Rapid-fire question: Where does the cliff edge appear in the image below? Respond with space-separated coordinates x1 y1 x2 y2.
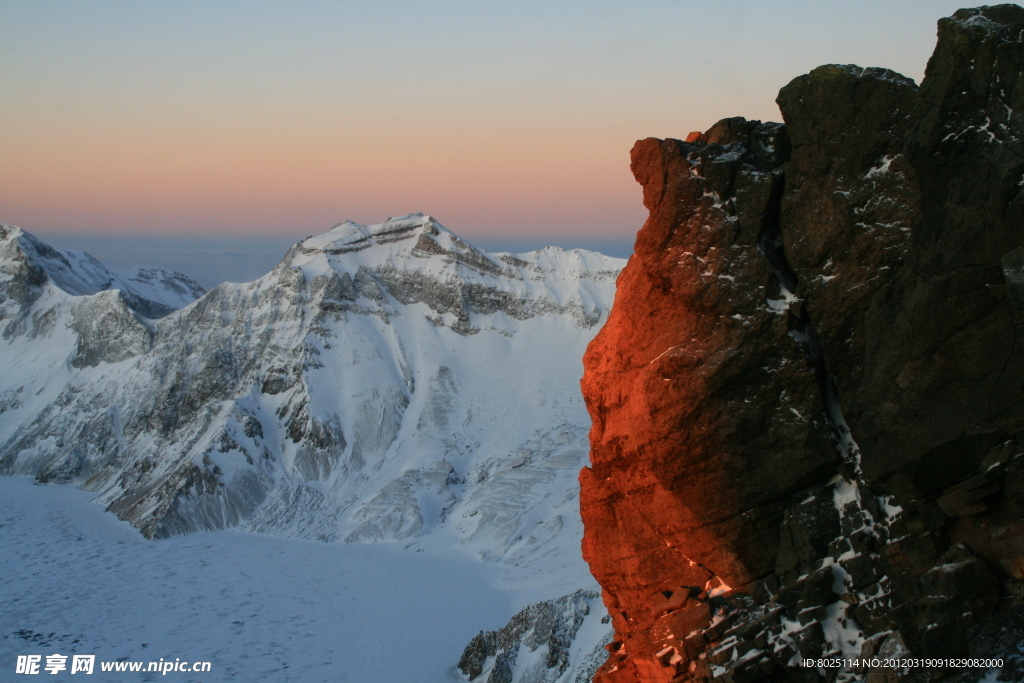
580 6 1024 681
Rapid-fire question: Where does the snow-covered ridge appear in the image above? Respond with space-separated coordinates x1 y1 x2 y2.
0 224 205 319
283 213 620 335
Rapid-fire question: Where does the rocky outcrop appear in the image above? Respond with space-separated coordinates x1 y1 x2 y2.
580 6 1024 682
458 590 612 683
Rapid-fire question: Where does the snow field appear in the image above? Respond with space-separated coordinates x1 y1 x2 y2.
0 477 516 683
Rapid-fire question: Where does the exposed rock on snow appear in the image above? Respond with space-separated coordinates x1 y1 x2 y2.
581 5 1024 682
459 589 612 683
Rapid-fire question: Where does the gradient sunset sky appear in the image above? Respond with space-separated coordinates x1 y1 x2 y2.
1 1 972 281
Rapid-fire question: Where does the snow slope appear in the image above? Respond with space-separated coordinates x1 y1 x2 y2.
0 476 513 683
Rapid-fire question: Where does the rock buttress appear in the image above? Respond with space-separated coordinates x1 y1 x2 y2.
581 6 1024 682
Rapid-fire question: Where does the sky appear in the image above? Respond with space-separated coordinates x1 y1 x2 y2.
1 1 973 285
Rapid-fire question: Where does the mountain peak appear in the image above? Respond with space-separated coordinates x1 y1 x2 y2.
0 223 205 318
302 213 444 254
294 213 517 282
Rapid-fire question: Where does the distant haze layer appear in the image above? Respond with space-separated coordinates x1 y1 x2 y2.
3 0 970 256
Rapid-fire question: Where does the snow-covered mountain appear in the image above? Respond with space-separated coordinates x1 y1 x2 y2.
0 214 622 680
0 225 205 320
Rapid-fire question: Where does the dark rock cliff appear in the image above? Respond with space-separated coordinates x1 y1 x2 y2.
580 6 1024 682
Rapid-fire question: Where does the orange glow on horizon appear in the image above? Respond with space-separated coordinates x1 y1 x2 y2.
1 109 652 239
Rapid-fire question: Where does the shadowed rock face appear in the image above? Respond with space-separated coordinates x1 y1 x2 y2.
581 6 1024 682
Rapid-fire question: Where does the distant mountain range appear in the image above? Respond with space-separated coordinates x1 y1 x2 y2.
0 214 624 682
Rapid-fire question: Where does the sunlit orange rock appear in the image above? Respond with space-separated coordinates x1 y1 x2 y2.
580 122 836 681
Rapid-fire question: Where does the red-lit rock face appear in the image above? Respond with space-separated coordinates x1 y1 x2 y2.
581 124 836 681
581 6 1024 682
